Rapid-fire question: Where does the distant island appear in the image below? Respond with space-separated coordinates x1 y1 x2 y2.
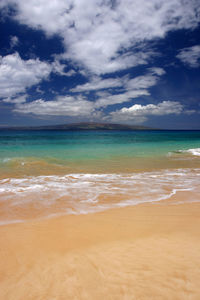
0 122 157 131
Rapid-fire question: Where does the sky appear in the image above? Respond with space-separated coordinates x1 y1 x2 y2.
0 0 200 129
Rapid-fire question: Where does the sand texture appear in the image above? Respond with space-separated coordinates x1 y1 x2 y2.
0 202 200 299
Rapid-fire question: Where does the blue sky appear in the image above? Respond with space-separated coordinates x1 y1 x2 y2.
0 0 200 129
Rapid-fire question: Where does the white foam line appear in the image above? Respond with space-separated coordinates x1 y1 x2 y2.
171 148 200 157
0 219 23 226
0 168 200 225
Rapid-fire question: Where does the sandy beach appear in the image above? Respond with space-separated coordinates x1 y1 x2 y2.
1 0 200 298
1 200 200 300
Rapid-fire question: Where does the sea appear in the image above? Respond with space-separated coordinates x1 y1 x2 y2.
0 129 200 225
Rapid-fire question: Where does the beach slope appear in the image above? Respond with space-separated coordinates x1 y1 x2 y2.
1 202 200 299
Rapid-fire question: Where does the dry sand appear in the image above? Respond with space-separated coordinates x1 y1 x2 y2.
1 201 200 299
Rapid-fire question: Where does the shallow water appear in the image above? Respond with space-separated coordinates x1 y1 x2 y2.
0 130 200 224
0 130 200 161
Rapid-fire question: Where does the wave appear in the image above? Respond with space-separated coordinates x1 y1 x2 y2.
0 168 200 225
182 148 200 156
171 148 200 157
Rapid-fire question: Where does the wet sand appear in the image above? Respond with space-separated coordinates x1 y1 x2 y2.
1 202 200 299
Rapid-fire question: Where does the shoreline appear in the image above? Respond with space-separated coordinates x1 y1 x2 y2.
0 168 199 225
1 201 200 299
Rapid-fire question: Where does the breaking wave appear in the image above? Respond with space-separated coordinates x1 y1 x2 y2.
172 148 200 156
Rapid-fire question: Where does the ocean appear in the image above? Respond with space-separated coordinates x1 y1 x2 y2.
0 130 200 224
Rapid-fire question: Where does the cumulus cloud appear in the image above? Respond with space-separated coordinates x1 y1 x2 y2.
109 101 194 123
14 95 96 117
1 0 200 74
120 101 183 115
177 45 200 68
0 53 52 99
0 53 77 102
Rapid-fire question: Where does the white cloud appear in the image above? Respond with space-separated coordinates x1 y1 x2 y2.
0 53 52 99
1 0 200 74
177 45 200 68
95 90 150 108
72 67 165 94
71 76 127 92
120 101 183 115
149 67 166 76
95 68 165 107
14 95 96 117
0 53 77 101
10 36 19 48
125 73 161 91
3 95 26 104
52 60 76 77
1 1 199 122
109 101 192 123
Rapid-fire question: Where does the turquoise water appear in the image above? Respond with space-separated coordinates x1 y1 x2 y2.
0 130 200 223
0 129 200 176
0 130 200 162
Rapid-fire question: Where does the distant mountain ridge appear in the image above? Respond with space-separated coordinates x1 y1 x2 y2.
1 122 157 131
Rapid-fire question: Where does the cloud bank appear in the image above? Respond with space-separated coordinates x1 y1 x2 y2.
14 95 96 118
109 101 194 123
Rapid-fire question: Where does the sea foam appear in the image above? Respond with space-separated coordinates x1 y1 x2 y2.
0 168 200 224
185 148 200 156
175 148 200 156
